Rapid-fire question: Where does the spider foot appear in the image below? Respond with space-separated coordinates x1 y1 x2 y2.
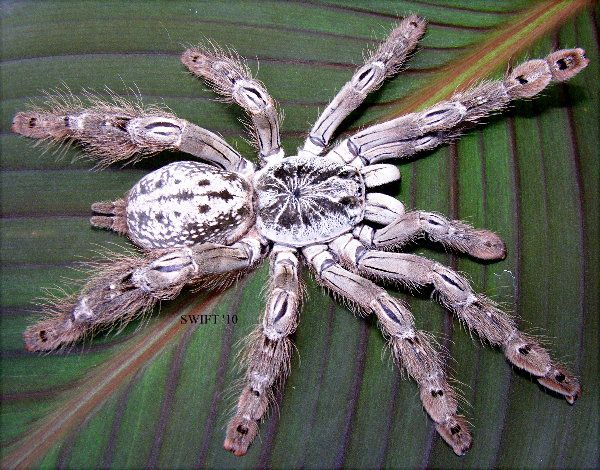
435 415 472 456
23 316 81 352
538 364 581 405
223 417 258 457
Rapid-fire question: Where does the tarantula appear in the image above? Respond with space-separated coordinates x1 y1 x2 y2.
12 15 587 457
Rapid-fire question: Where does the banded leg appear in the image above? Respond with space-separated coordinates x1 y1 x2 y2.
24 233 267 352
225 247 301 456
354 211 506 260
303 15 426 156
12 101 254 174
181 45 283 163
333 238 581 404
328 49 588 165
303 245 471 455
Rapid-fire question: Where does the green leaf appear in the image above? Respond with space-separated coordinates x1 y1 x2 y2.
1 1 598 468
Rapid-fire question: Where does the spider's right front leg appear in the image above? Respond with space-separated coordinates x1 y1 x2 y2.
24 234 266 351
354 209 506 261
225 246 301 456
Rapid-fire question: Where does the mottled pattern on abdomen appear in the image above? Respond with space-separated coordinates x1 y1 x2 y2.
254 156 365 246
126 161 253 249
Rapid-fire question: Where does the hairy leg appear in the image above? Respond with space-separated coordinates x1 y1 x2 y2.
24 232 267 351
302 15 426 156
332 236 581 403
354 210 506 260
181 44 283 163
328 49 588 165
12 97 254 175
225 246 301 456
303 245 472 455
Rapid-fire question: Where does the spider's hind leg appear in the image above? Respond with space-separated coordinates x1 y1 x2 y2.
25 234 267 352
335 238 581 404
224 246 301 456
90 198 128 235
303 245 472 455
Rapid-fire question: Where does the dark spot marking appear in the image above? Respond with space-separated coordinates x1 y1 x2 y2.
292 188 301 199
518 344 531 355
425 108 450 118
113 117 130 131
556 372 566 382
440 273 464 290
176 190 195 200
427 218 442 226
379 300 401 324
39 330 47 342
339 196 357 206
154 212 165 222
29 117 37 127
236 425 248 435
174 211 181 217
251 388 260 397
347 139 360 156
273 297 288 323
198 204 211 214
155 179 164 188
197 179 210 186
516 75 528 84
450 424 461 435
358 67 373 82
206 189 234 202
410 21 418 27
556 58 568 70
431 389 444 397
155 262 190 273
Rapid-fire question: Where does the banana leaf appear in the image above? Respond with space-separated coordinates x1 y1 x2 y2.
1 1 598 468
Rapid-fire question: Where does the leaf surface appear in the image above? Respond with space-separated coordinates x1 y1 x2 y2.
1 1 598 468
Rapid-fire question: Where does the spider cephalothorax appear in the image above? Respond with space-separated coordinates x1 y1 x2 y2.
12 15 587 457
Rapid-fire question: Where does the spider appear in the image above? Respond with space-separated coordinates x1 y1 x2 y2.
11 15 588 457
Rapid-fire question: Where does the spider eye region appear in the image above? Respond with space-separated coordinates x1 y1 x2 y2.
254 156 366 246
126 161 254 249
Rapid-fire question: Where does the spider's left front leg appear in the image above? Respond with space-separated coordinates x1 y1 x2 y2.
181 46 283 164
302 15 426 156
224 246 301 456
331 235 581 404
303 245 472 455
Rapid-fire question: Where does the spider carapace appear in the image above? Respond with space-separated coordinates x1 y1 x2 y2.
12 15 587 457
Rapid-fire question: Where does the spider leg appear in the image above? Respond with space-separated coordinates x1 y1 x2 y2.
302 245 472 455
327 49 588 165
302 15 426 156
331 235 581 404
24 232 267 352
181 45 283 164
89 198 128 235
224 246 300 456
354 211 506 260
12 103 254 174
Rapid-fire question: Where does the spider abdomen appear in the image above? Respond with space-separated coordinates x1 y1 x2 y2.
126 161 254 249
254 156 365 246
